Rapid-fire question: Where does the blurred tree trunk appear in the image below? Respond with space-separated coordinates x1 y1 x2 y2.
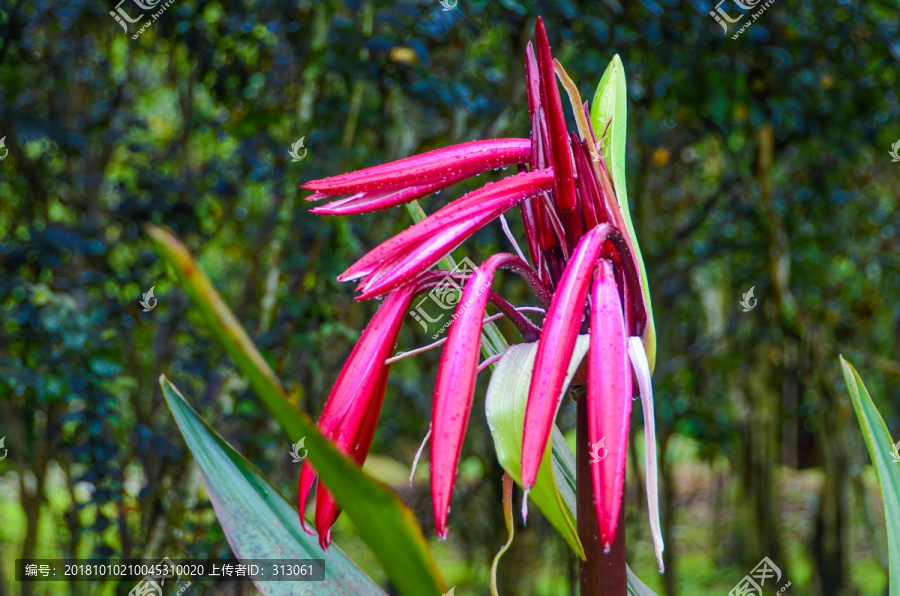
810 377 853 595
737 349 785 565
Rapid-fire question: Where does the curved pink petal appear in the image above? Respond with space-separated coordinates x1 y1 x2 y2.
302 139 530 194
297 286 413 534
314 484 339 549
587 259 632 551
297 461 318 535
345 172 555 298
430 253 532 538
311 285 414 435
338 170 554 283
521 223 613 489
314 366 390 548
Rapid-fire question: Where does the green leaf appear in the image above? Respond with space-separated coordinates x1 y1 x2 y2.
589 55 657 372
840 356 900 595
146 224 446 596
626 565 659 596
484 337 589 559
160 376 385 596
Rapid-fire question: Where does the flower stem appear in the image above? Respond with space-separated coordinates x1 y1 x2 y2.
576 391 626 595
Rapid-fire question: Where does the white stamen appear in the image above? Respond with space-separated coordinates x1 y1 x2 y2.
628 336 665 573
477 354 504 373
409 425 432 486
500 214 528 263
386 337 448 364
385 313 508 365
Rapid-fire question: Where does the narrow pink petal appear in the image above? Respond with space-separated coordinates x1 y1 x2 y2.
314 484 339 549
302 139 530 194
535 18 578 217
299 289 409 540
431 253 530 538
342 171 555 293
310 167 478 216
297 461 318 535
355 223 474 299
521 223 613 489
313 366 389 548
309 286 414 447
338 170 553 283
587 259 632 551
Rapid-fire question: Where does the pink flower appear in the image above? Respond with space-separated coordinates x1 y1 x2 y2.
300 16 663 571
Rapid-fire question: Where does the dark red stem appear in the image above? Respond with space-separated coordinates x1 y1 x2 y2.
576 392 626 595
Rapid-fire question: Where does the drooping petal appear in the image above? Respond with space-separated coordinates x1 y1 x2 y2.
297 461 318 534
298 287 413 533
627 336 665 572
314 366 390 548
302 139 530 195
311 286 415 433
587 259 632 551
431 253 533 538
521 223 613 489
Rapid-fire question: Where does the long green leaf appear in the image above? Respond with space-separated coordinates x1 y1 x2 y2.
840 356 900 595
161 376 384 596
146 224 445 596
484 337 589 559
589 55 657 371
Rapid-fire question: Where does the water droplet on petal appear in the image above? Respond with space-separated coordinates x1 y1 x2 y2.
603 543 611 554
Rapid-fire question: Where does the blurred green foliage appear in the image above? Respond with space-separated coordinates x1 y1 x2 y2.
1 0 899 594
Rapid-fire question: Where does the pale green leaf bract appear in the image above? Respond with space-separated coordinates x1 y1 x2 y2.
589 55 657 371
484 337 589 559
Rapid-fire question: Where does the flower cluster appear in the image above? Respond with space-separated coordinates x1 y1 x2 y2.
299 17 663 571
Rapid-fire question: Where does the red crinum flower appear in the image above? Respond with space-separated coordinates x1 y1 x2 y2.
299 17 664 571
